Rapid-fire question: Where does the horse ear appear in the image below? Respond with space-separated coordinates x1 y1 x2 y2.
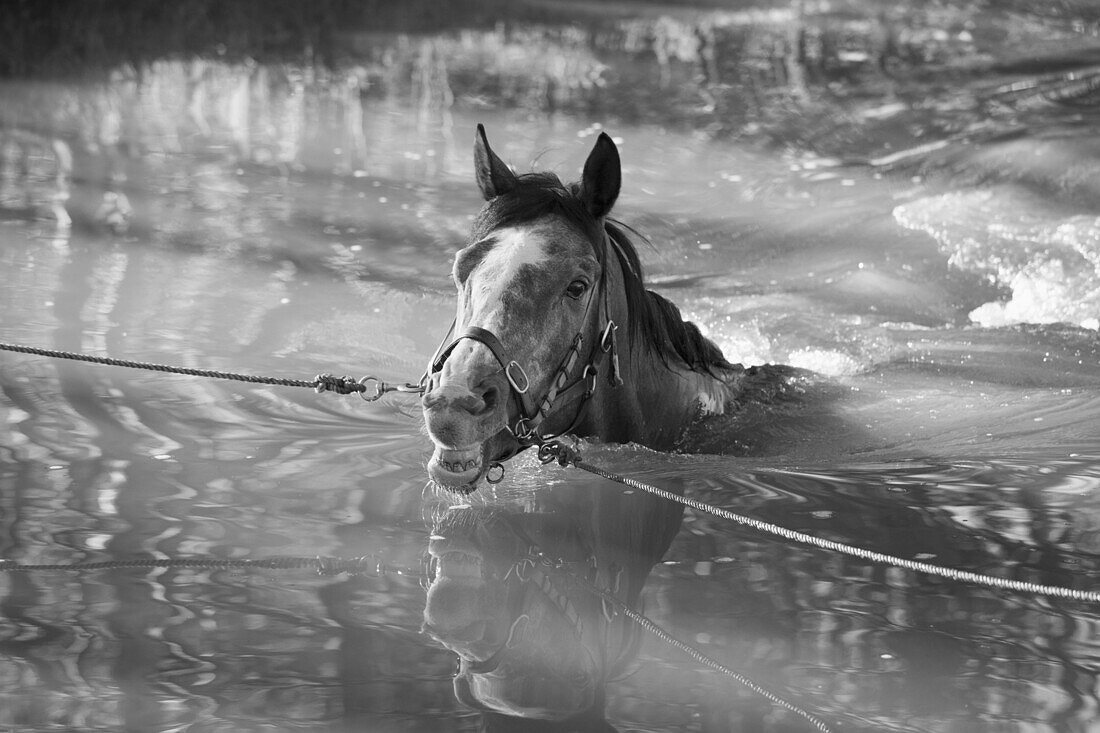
474 124 517 200
579 132 621 218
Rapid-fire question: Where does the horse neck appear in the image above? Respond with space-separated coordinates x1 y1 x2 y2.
623 346 736 448
582 258 736 451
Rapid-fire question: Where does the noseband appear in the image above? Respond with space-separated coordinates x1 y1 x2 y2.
426 233 623 469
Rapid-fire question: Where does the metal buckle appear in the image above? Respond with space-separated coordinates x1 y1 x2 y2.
505 360 530 394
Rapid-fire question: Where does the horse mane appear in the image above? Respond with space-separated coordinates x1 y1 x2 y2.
472 173 734 376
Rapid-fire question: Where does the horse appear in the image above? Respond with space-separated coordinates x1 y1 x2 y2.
422 458 684 731
418 125 814 729
421 124 807 494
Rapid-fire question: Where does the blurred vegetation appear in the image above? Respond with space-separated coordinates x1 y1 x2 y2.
0 0 537 77
4 0 1100 82
3 0 1100 178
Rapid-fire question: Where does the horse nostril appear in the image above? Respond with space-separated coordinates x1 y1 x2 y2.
422 383 486 415
478 382 501 413
422 389 443 410
453 393 487 415
422 375 501 417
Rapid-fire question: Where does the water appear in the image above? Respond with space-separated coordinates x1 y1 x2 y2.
2 2 1100 731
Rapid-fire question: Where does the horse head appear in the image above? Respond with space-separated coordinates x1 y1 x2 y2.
421 477 684 729
421 125 625 493
422 125 744 494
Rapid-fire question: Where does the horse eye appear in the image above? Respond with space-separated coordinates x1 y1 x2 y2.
565 280 588 299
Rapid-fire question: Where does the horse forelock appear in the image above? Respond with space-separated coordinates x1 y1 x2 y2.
472 172 604 255
471 173 732 377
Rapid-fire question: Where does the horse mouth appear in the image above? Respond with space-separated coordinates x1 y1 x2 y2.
427 431 520 492
427 445 488 492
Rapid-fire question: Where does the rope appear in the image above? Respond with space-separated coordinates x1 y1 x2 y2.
620 602 832 732
535 442 1100 604
0 342 381 396
534 556 833 733
0 555 407 576
573 458 1100 604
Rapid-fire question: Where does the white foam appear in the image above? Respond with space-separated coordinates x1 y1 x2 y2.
894 190 1100 328
787 348 862 377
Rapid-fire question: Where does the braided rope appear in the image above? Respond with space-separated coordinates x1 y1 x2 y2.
620 603 832 732
564 458 1100 604
0 342 365 395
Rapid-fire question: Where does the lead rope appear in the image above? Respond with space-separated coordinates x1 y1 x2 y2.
612 596 832 733
537 442 1100 605
0 342 424 400
7 342 1097 602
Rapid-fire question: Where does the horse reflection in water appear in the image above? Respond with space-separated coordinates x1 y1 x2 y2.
423 479 683 732
420 127 808 728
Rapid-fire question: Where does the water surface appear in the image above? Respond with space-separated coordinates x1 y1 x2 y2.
2 2 1100 731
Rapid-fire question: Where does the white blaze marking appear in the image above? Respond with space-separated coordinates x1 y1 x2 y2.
473 227 549 303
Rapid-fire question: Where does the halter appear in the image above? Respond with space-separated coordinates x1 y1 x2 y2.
425 231 624 467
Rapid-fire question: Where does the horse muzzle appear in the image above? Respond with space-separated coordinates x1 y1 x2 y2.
422 339 521 492
422 389 517 492
421 316 613 492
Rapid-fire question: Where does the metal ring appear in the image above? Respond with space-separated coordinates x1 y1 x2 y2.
582 365 598 395
512 418 534 441
486 462 505 483
357 376 385 402
537 442 557 464
513 557 536 582
600 321 618 352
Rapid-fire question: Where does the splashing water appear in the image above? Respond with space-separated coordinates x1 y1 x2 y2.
895 189 1100 329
